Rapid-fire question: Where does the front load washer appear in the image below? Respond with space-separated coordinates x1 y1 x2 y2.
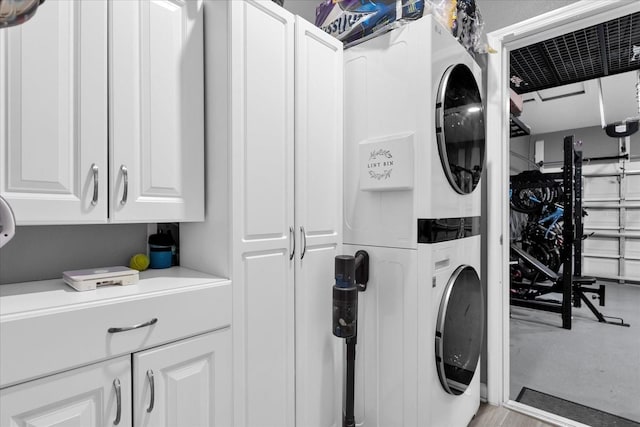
344 230 483 427
344 14 485 249
418 233 483 427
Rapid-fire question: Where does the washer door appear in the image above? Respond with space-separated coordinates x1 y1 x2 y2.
435 64 485 194
435 265 484 395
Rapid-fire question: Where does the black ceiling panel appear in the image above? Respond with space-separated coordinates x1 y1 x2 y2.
604 12 640 74
510 11 640 95
510 45 558 92
541 26 603 82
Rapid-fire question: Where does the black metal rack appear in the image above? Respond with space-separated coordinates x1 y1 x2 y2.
510 135 629 329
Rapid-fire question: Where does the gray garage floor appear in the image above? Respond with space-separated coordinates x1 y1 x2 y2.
509 282 640 423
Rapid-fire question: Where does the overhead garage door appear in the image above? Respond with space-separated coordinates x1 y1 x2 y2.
582 162 640 282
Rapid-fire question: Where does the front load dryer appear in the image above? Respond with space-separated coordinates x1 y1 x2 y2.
344 14 486 249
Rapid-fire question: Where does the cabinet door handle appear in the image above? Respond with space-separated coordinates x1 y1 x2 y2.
91 163 99 206
289 226 295 260
113 378 122 425
108 318 158 333
146 369 155 413
120 165 128 205
300 226 307 260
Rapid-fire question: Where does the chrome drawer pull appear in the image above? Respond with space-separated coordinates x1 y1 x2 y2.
120 165 128 205
300 226 307 260
146 369 155 413
289 226 295 260
113 378 122 425
91 163 99 206
108 318 158 333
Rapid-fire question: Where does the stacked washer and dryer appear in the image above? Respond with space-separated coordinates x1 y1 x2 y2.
343 15 486 427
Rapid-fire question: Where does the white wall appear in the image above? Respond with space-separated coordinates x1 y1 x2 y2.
478 0 579 32
510 135 535 174
536 125 640 166
0 224 148 284
283 0 318 24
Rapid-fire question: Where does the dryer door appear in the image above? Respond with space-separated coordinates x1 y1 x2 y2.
435 64 485 194
435 265 483 395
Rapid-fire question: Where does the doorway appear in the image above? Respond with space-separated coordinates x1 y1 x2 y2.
485 1 640 425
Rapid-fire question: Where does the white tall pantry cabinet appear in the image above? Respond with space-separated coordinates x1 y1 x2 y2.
293 16 344 427
181 1 344 426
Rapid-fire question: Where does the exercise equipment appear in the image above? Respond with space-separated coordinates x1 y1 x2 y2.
510 135 629 328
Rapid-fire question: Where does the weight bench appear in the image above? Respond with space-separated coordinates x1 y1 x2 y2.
510 244 559 282
511 244 629 327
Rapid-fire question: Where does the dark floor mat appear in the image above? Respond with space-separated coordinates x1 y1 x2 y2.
516 387 640 426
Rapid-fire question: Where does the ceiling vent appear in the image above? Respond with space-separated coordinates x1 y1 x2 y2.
510 11 640 95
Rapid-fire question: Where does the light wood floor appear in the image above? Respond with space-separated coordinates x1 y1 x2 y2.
468 403 556 427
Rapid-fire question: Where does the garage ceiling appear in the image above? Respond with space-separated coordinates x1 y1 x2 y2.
516 72 638 135
509 11 640 136
510 11 640 94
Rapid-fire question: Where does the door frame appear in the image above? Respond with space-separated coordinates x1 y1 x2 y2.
484 0 640 424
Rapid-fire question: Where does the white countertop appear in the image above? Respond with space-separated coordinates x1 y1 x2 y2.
0 267 229 319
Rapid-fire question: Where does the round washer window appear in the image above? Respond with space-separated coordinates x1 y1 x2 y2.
434 265 484 395
436 64 485 194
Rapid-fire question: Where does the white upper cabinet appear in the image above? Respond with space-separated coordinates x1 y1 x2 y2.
110 0 204 223
0 0 204 225
0 0 108 224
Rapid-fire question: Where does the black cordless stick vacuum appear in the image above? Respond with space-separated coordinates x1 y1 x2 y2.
333 251 369 427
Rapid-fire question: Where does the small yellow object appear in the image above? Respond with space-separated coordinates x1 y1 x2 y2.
129 253 150 271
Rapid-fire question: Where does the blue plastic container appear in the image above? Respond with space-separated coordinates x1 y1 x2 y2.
149 244 172 269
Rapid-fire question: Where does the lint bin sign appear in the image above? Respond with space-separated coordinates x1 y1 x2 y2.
359 133 414 191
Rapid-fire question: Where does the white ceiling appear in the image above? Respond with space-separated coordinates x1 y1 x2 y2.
517 70 638 135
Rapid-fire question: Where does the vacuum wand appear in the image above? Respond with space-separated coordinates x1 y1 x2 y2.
333 251 369 427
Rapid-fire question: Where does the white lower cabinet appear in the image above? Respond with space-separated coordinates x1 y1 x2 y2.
0 269 232 427
0 356 133 427
0 329 231 427
133 329 232 427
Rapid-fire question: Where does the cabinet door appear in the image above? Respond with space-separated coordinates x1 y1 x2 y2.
294 17 344 427
0 356 131 427
110 0 204 223
0 0 108 225
230 2 295 427
132 329 232 427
